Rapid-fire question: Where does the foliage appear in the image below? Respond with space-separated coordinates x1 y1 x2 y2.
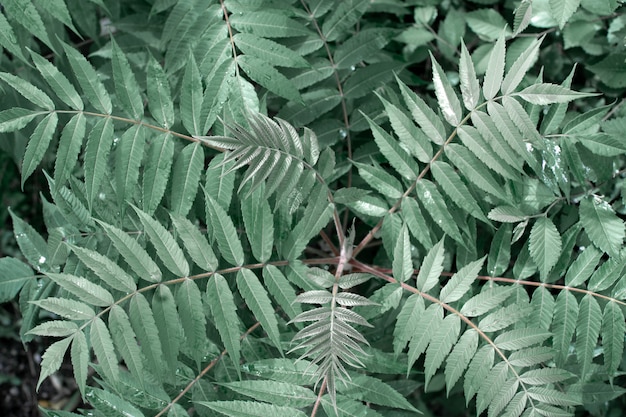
1 0 626 416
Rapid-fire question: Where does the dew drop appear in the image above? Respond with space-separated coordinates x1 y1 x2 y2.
38 256 46 264
339 129 347 139
98 192 106 200
526 143 534 152
350 65 356 71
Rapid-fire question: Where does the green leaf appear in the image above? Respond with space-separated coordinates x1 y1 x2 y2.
37 337 72 389
416 239 445 293
602 301 625 376
482 31 505 101
234 33 308 68
229 12 311 38
111 38 143 119
206 274 241 372
527 387 582 406
464 345 494 402
321 0 370 42
366 116 418 181
430 52 462 125
501 36 543 95
513 0 532 36
3 0 54 52
494 328 552 350
147 55 174 128
29 50 83 110
219 380 315 408
578 133 626 157
71 330 88 397
393 293 425 356
115 125 145 208
263 265 302 322
90 316 119 382
456 125 518 181
576 293 602 379
129 293 165 381
0 257 33 303
407 303 443 370
488 224 512 276
21 112 58 188
470 111 524 175
197 400 307 417
175 278 208 363
579 196 624 257
424 314 460 388
392 224 412 283
460 285 513 317
516 83 598 105
152 284 182 372
98 221 162 283
440 257 485 303
353 161 403 199
84 117 114 210
529 217 562 279
550 0 581 29
34 0 79 35
445 329 478 395
334 28 395 69
475 362 509 415
181 53 203 135
341 374 418 412
109 305 145 383
459 40 480 110
170 142 204 217
241 184 274 263
205 193 244 267
431 161 488 223
62 41 111 114
88 387 147 417
10 208 48 271
54 113 86 189
0 12 27 63
465 9 511 41
142 134 174 215
46 272 113 307
132 205 189 277
378 95 432 163
416 180 464 244
237 55 301 102
0 108 43 133
70 246 136 293
27 320 78 337
565 246 602 287
170 214 217 272
33 297 95 320
397 75 446 145
237 269 282 353
445 144 508 201
552 290 579 366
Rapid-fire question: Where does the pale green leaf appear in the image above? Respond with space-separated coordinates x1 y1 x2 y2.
0 72 53 111
37 337 72 389
488 206 528 223
27 320 78 337
578 133 626 156
416 239 445 293
321 0 370 42
170 214 218 272
21 112 58 188
487 101 536 171
402 197 434 249
588 255 624 293
341 374 418 412
70 246 136 293
441 256 485 303
115 125 145 208
519 368 575 385
205 153 236 211
206 274 241 372
334 28 395 69
444 329 478 395
33 297 95 320
237 269 282 352
565 246 602 287
88 387 147 417
527 387 582 406
98 221 162 283
459 40 480 110
344 62 405 100
142 133 174 215
540 66 575 134
353 161 403 199
424 314 460 388
147 55 175 128
488 224 512 276
229 12 311 38
152 284 182 372
205 193 244 266
181 53 203 135
129 293 165 381
219 380 315 408
579 196 625 257
460 285 513 317
550 0 581 29
430 52 462 125
29 50 83 110
0 108 43 133
530 286 555 330
516 83 598 105
0 257 32 303
466 9 511 41
431 161 489 223
470 111 524 175
197 400 307 417
501 36 543 95
175 278 208 363
54 114 86 189
415 180 464 244
494 328 552 350
10 208 48 271
393 224 412 283
132 205 190 277
508 346 554 367
529 217 562 279
407 303 443 370
576 293 602 379
62 41 112 114
513 0 533 37
241 184 274 263
34 0 79 35
109 305 145 383
90 316 119 382
0 12 27 63
84 117 114 210
263 265 302 322
234 33 308 68
553 290 579 366
483 32 506 101
397 75 446 145
456 125 519 181
71 330 88 397
46 272 113 307
238 55 301 102
170 142 204 217
3 0 53 51
476 362 509 415
464 345 494 402
111 38 143 119
393 293 425 356
602 301 624 376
